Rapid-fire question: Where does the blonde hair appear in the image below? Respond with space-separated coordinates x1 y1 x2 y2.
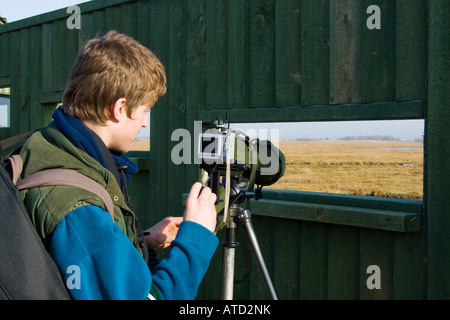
62 31 166 123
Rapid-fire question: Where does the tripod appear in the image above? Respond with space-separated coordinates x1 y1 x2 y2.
201 159 278 300
220 203 279 300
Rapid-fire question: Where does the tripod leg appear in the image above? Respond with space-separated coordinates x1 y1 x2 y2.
221 213 239 300
240 209 279 300
221 246 235 300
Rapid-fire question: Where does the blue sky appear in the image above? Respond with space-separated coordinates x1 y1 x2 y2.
1 0 92 23
1 1 424 140
231 120 424 140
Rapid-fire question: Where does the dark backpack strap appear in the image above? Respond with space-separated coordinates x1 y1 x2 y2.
16 168 115 220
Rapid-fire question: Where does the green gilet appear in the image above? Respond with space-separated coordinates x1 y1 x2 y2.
18 123 139 251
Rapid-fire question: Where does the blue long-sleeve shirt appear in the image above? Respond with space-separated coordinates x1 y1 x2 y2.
49 205 218 300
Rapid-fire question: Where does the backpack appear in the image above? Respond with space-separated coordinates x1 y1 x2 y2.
0 131 114 300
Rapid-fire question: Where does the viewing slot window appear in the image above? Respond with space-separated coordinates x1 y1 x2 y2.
130 110 150 152
0 87 10 130
230 120 424 200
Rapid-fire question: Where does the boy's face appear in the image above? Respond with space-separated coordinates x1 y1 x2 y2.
110 103 151 153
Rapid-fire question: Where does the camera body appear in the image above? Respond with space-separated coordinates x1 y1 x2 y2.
196 117 285 232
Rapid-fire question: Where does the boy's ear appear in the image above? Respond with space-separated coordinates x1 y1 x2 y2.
111 98 128 122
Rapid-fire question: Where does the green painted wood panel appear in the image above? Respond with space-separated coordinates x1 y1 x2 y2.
227 0 250 110
250 0 275 108
206 0 228 110
147 0 171 228
361 0 396 104
275 0 302 107
0 33 11 78
166 0 188 218
425 0 450 299
395 0 427 102
300 0 329 107
329 0 362 105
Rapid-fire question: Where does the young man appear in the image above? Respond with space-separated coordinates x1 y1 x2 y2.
18 31 218 299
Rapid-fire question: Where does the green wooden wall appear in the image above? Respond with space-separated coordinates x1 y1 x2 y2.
0 0 448 299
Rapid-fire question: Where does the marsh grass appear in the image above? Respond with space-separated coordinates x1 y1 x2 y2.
268 140 423 200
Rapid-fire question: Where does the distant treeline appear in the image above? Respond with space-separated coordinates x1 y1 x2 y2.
341 135 399 141
295 135 423 142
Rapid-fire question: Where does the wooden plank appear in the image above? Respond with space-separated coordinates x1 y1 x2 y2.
329 0 362 105
251 199 421 233
90 8 107 37
105 5 122 33
166 0 187 219
262 189 423 214
127 170 150 228
136 0 151 48
0 35 4 78
53 20 63 93
9 31 20 136
425 0 450 299
120 2 137 38
273 217 301 299
227 0 250 110
361 0 395 103
392 233 426 299
185 0 206 187
359 229 393 299
275 0 302 107
205 0 228 110
300 0 329 107
327 225 359 299
299 221 328 299
77 9 93 45
197 100 425 123
250 0 275 107
56 19 78 93
41 23 53 95
147 0 170 226
19 28 31 133
0 33 11 77
185 1 224 300
395 0 427 102
29 26 43 129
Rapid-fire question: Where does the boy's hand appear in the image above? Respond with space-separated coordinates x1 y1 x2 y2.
144 217 183 250
183 182 218 233
144 183 217 250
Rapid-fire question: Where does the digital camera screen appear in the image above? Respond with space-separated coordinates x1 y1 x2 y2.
198 133 224 161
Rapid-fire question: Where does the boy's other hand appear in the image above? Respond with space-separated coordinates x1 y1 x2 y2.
144 217 183 250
